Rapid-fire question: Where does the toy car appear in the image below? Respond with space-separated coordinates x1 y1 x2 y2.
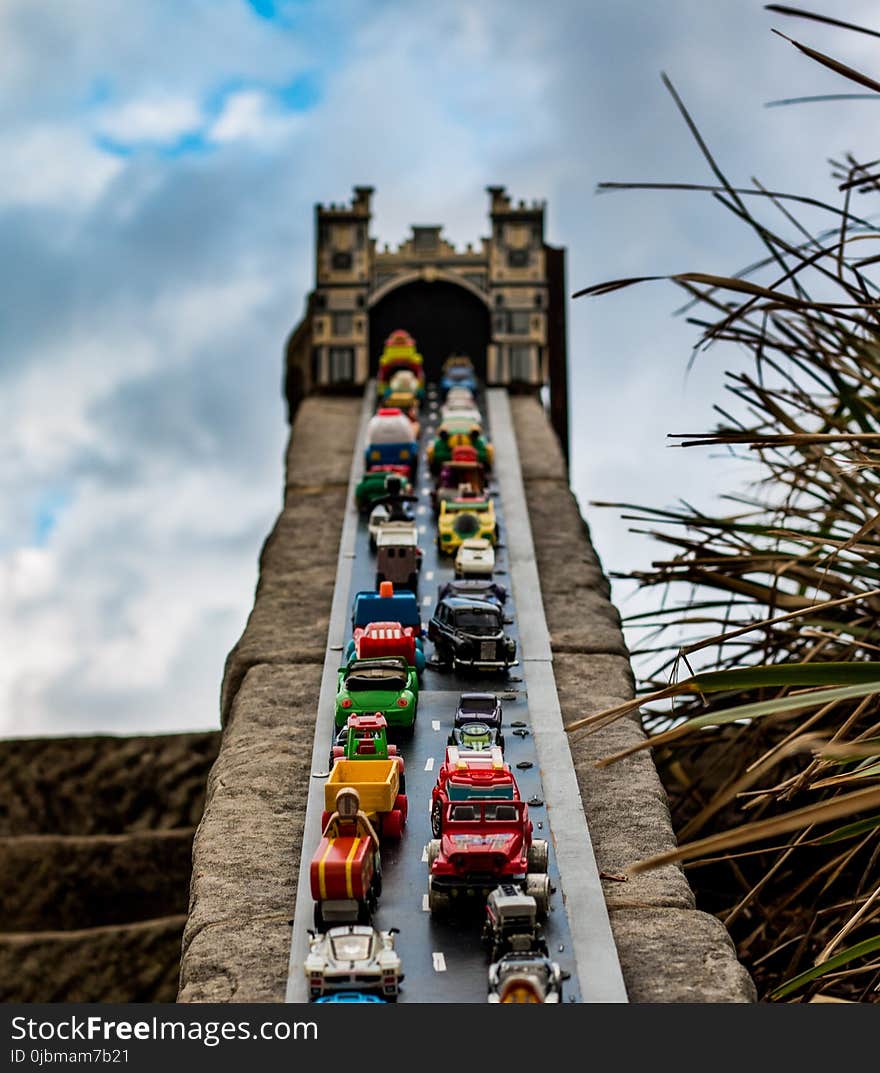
431 447 487 514
376 330 425 400
314 992 387 1003
454 538 496 578
355 466 412 514
323 754 407 839
487 952 563 1003
438 578 508 606
449 693 504 747
344 618 425 675
304 923 403 1001
375 530 422 593
448 718 504 754
350 583 426 663
368 506 418 551
430 744 517 836
427 596 516 672
428 422 493 474
426 798 550 917
437 497 497 554
482 883 549 962
335 655 418 731
364 408 418 474
310 787 382 930
440 354 478 398
330 713 405 793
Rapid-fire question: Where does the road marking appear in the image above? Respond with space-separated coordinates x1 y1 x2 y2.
422 894 430 912
425 570 434 581
421 845 428 862
422 595 431 606
418 525 426 535
432 952 447 973
424 757 434 771
431 719 440 731
417 505 427 515
421 487 431 496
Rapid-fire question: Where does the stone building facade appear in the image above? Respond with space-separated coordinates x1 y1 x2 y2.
285 185 569 456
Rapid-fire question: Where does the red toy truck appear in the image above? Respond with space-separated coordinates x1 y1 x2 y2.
430 745 518 837
310 787 382 930
426 798 549 919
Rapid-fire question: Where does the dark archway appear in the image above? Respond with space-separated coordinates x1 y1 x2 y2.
369 280 490 383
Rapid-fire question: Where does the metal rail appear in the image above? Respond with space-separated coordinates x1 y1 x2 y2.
286 382 626 1003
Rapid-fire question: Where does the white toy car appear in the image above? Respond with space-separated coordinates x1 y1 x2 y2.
454 537 495 578
368 506 418 550
304 924 403 1001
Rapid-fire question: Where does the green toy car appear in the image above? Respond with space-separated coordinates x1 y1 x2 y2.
354 466 412 514
335 656 419 732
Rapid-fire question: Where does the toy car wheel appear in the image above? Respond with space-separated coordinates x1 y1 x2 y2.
430 800 443 838
428 880 451 918
524 873 551 919
393 793 408 822
497 733 505 753
357 899 373 925
397 769 406 795
383 808 404 839
313 904 325 932
426 839 441 869
527 839 549 875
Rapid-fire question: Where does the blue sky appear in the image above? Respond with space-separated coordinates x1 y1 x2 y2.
2 0 879 735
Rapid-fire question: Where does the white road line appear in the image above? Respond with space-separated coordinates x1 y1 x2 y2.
431 719 440 731
422 595 431 606
424 757 434 771
421 845 428 863
418 525 426 535
417 505 427 515
425 570 434 581
422 894 430 912
432 952 447 973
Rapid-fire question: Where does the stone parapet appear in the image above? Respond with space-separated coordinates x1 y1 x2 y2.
178 392 756 1003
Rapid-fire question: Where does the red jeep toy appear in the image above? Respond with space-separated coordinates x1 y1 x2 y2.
430 745 518 837
426 798 550 919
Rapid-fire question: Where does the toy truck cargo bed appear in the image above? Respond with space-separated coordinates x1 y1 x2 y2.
325 759 400 815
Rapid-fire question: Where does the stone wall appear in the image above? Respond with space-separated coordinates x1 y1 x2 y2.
178 393 756 1003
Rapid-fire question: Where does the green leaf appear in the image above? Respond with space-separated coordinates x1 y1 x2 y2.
816 814 880 845
769 935 880 1000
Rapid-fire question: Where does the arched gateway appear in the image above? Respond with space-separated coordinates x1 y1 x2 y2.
285 186 569 459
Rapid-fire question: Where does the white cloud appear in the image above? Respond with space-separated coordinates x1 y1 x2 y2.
0 124 123 209
95 94 204 145
207 88 304 145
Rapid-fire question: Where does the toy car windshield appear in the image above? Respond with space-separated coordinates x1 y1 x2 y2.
345 669 408 692
454 608 501 632
485 803 518 821
329 933 374 961
458 721 493 746
460 695 499 715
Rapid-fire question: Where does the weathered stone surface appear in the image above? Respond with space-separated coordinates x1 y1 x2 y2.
0 733 219 837
609 907 758 1002
508 396 568 481
285 395 362 492
180 663 320 1003
0 830 195 932
0 916 185 1003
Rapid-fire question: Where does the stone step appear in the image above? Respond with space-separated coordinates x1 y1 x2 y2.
0 732 219 836
0 829 195 931
0 916 186 1002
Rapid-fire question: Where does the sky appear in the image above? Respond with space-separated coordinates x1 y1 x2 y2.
2 0 879 737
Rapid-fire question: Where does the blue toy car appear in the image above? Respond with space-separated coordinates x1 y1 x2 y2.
314 991 387 1003
348 584 426 673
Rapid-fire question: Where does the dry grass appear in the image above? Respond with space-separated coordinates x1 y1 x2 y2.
574 5 880 1001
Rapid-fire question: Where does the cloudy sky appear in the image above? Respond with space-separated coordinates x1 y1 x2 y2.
3 0 879 736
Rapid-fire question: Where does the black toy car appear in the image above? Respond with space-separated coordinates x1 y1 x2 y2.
437 578 508 607
448 692 504 751
427 597 517 673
